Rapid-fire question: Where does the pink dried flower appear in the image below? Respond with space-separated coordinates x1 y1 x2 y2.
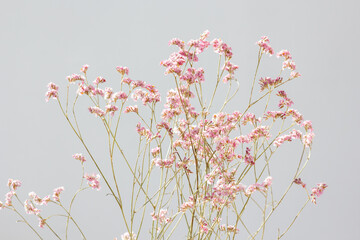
121 232 137 240
52 187 64 202
211 38 233 58
124 105 138 114
290 71 301 79
112 91 128 102
104 87 114 100
301 120 313 132
220 224 239 233
116 66 129 76
244 147 255 165
303 132 315 147
122 77 133 85
169 38 185 49
88 106 105 117
24 200 40 215
153 155 175 168
151 147 160 157
257 36 274 55
262 176 273 188
151 209 172 224
67 74 85 83
5 191 15 206
277 50 292 60
311 183 328 204
180 196 195 212
7 179 22 191
276 50 292 60
286 109 303 124
259 77 283 91
39 218 46 228
84 173 101 190
72 153 86 163
45 82 59 102
282 60 296 71
105 104 119 117
294 178 306 188
93 76 106 85
0 201 4 210
80 64 89 74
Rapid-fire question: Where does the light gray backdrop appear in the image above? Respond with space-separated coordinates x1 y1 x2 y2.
1 0 359 239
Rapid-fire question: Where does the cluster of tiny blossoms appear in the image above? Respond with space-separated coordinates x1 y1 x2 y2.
1 153 100 231
23 31 328 239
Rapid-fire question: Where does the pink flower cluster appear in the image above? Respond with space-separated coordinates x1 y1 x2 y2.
294 178 306 188
72 153 86 163
245 176 273 196
120 232 137 240
151 209 172 224
28 192 50 206
222 61 239 83
24 199 40 215
8 179 22 191
116 66 129 76
311 183 328 204
211 38 233 58
52 187 64 202
277 90 294 109
274 129 302 147
220 224 239 233
84 173 101 190
153 154 175 168
259 77 283 91
45 82 59 102
67 73 85 83
257 36 274 55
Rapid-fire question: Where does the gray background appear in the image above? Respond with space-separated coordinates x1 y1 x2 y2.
1 0 359 239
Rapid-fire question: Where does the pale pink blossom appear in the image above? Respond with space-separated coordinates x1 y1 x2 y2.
257 36 274 55
121 232 137 240
311 183 328 204
24 200 40 215
52 187 64 202
7 179 22 191
105 104 119 117
262 176 273 188
116 66 129 76
169 38 185 49
5 191 15 206
88 106 105 117
259 77 283 91
124 105 138 114
151 147 160 157
39 218 46 228
93 76 106 85
67 74 85 83
45 82 59 102
80 64 89 74
112 91 128 102
180 196 195 212
151 209 172 224
220 224 239 233
84 173 101 190
290 71 301 79
301 120 313 132
282 60 296 71
72 153 86 163
294 178 306 188
303 132 315 147
277 50 292 60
